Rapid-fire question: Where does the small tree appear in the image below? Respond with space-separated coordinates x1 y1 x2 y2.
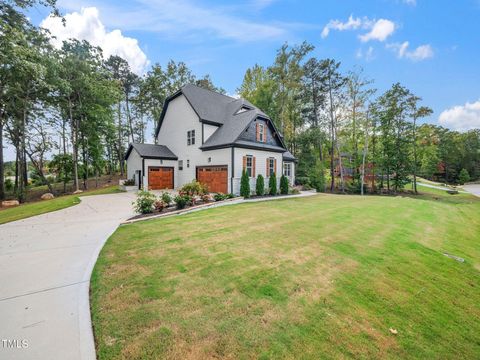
240 170 250 198
458 168 470 185
310 160 326 192
269 172 277 195
256 174 265 196
280 175 289 194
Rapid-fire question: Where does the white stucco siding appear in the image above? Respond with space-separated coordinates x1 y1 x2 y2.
155 94 232 191
126 149 142 185
232 148 283 195
203 123 219 143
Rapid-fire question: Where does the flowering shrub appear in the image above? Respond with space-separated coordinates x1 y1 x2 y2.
161 192 172 206
180 180 207 196
154 200 165 212
174 195 192 209
133 190 156 214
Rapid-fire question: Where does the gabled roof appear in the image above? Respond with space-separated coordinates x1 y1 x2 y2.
155 83 288 152
125 143 177 160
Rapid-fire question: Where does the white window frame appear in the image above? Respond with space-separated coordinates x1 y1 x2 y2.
283 162 291 177
246 155 253 177
187 130 195 145
187 159 190 168
179 160 183 171
268 158 275 177
258 123 265 142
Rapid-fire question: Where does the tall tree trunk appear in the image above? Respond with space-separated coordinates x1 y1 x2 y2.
82 131 88 190
371 121 377 192
125 95 135 143
328 80 336 192
352 94 358 185
62 118 67 193
361 111 370 196
0 113 5 200
412 115 418 194
69 97 79 192
117 102 124 176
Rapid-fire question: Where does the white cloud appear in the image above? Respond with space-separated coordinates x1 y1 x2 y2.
359 19 396 42
387 41 434 61
439 100 480 131
321 15 364 38
40 7 149 74
322 15 395 42
403 0 417 5
58 0 290 43
356 46 375 61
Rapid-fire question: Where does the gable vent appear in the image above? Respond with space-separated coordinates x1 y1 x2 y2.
235 105 252 115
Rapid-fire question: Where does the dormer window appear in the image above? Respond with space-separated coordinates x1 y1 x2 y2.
256 122 266 143
187 130 195 145
258 124 265 142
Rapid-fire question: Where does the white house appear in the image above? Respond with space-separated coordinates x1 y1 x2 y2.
125 84 296 195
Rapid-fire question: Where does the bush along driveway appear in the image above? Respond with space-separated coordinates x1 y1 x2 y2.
0 192 135 360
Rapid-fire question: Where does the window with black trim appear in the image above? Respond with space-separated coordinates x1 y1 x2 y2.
187 130 195 145
179 160 183 170
259 123 265 142
246 155 253 177
268 158 275 177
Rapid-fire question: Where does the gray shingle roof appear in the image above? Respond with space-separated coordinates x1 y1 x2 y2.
283 150 296 161
125 143 177 160
156 84 287 151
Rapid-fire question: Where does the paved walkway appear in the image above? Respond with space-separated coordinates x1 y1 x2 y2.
464 184 480 197
0 192 135 360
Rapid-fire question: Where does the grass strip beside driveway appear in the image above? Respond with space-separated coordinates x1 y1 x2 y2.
0 186 125 225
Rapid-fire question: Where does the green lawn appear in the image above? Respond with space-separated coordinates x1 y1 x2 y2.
0 185 124 225
91 190 480 359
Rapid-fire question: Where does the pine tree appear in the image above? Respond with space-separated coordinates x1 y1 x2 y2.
255 174 265 196
280 175 289 194
269 172 277 195
240 170 250 198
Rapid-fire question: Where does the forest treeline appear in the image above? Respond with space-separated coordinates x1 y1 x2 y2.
1 0 479 202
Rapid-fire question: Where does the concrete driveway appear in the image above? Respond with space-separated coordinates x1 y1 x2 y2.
0 192 135 360
464 184 480 197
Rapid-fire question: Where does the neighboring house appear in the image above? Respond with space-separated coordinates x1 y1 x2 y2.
125 84 296 195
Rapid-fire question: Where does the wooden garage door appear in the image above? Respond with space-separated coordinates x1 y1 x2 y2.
148 167 173 190
197 166 228 194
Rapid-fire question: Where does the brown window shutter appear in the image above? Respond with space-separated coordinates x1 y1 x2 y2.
243 156 246 171
274 159 277 176
264 125 267 143
266 159 269 177
252 157 256 177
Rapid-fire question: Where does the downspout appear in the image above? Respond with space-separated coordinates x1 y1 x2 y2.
231 147 235 195
142 158 145 190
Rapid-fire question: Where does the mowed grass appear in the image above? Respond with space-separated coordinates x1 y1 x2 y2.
91 190 480 359
0 185 124 225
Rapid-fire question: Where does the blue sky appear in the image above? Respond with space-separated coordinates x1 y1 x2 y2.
9 0 479 160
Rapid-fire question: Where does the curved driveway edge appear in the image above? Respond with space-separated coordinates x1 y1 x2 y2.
464 184 480 197
0 192 135 360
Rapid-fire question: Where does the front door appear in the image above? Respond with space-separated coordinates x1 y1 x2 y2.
148 167 174 190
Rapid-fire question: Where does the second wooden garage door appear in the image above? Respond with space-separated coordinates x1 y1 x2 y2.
197 166 228 194
148 167 173 190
